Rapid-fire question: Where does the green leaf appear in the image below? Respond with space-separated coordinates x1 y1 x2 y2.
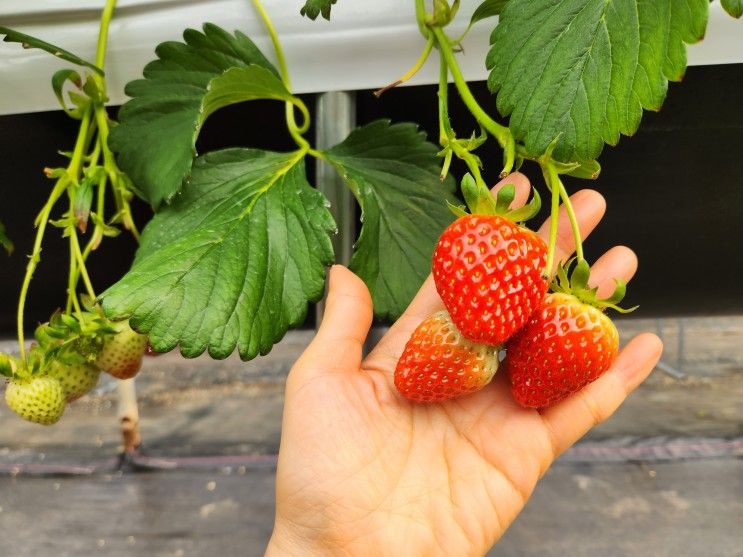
101 149 335 360
300 0 338 20
0 221 13 255
324 121 457 320
722 0 743 18
109 24 283 209
471 0 509 25
0 26 103 75
486 0 708 162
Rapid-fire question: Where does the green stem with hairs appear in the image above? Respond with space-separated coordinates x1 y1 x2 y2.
16 178 69 361
251 0 310 152
541 160 584 276
557 174 584 262
431 26 515 175
95 0 117 70
375 35 434 96
438 50 485 188
542 162 561 276
415 0 430 38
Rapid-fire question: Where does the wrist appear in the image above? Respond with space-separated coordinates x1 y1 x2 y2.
265 523 342 557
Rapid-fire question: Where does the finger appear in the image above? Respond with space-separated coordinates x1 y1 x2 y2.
537 190 606 273
539 333 664 457
293 265 373 379
587 246 638 298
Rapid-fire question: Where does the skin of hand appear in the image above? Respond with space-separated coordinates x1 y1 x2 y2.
265 173 663 557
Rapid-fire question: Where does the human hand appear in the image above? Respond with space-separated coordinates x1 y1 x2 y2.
266 173 663 557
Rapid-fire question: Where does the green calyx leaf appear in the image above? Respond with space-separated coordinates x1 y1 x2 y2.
0 353 15 378
34 312 114 366
0 26 103 75
110 24 286 209
722 0 743 18
503 186 541 223
73 177 95 233
552 258 637 313
0 220 13 255
52 69 85 117
101 148 335 360
462 173 499 215
486 0 709 162
494 183 516 214
446 200 469 218
430 0 461 26
324 120 458 320
460 173 541 223
300 0 338 20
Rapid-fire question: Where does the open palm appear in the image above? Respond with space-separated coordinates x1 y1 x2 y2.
267 174 663 557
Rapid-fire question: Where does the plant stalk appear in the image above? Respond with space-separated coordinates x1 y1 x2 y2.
431 26 515 175
251 0 310 151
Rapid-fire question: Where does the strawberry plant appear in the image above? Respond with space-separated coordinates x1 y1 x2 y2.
1 0 740 423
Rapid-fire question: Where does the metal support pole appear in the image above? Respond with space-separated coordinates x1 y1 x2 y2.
315 91 357 324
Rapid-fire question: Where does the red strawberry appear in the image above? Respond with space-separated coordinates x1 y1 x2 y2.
96 321 147 380
433 214 548 345
505 260 632 408
395 310 500 403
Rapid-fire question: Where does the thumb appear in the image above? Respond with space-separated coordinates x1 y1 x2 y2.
291 265 373 381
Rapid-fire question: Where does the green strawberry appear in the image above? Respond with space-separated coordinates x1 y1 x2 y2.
47 360 101 402
5 376 66 425
96 321 147 379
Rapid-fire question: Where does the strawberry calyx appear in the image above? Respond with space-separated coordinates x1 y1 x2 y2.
0 352 16 379
449 173 541 224
35 310 119 365
1 348 42 380
552 258 638 314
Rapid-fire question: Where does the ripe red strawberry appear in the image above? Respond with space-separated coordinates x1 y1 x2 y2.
505 260 632 408
395 310 500 403
47 360 101 402
5 376 66 425
433 214 548 345
96 321 147 380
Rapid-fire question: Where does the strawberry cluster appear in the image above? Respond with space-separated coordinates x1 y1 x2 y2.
1 317 147 425
394 179 626 409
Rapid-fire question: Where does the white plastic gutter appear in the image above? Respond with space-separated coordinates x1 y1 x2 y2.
0 0 742 115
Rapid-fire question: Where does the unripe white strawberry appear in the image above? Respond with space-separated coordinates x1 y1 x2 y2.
47 360 101 402
5 376 66 425
96 321 147 379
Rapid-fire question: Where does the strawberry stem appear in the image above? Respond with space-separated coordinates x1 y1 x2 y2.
437 51 485 186
375 35 434 96
430 26 515 176
541 159 584 275
17 0 126 362
251 0 311 153
16 177 69 361
557 177 584 262
542 163 561 276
